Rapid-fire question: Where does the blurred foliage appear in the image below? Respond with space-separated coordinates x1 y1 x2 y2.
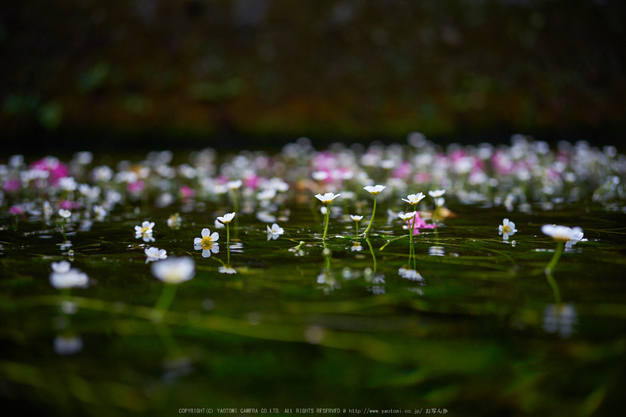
1 0 625 145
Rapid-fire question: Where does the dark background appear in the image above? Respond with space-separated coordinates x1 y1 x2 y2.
2 0 625 154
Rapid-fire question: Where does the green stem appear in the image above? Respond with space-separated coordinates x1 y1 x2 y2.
407 236 416 270
545 241 564 275
409 212 415 245
153 321 180 356
545 270 562 305
154 284 178 315
355 221 359 237
226 223 230 244
323 240 331 269
322 204 330 240
61 218 67 241
433 204 440 223
366 237 377 273
227 242 231 265
379 235 406 251
362 196 377 236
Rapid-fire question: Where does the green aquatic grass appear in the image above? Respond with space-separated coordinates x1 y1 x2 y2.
1 203 626 416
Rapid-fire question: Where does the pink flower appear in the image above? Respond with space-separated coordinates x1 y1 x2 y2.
3 179 21 192
312 151 337 171
244 174 261 189
9 205 24 215
406 212 436 235
391 161 412 179
58 200 73 210
413 172 431 184
180 185 196 199
127 180 145 195
491 150 515 175
30 157 69 186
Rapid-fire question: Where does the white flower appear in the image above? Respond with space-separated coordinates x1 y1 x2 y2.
217 212 236 224
312 171 329 181
167 213 181 229
541 224 584 244
429 189 446 198
267 177 289 192
59 209 72 219
92 165 113 182
350 215 363 222
214 184 228 194
93 205 107 221
380 160 395 169
257 188 277 200
214 219 225 229
267 223 284 240
137 233 155 243
135 221 155 235
402 193 426 205
145 247 167 263
351 242 363 252
43 201 53 220
227 180 242 190
59 177 77 191
499 218 517 240
194 228 220 257
398 211 417 221
565 228 586 249
363 185 386 195
315 193 341 204
151 257 195 284
50 267 89 289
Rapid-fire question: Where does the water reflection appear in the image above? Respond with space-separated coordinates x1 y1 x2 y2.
428 246 445 256
53 335 83 356
350 241 363 251
543 303 578 338
317 246 339 293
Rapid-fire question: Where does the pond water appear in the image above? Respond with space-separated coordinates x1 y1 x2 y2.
1 138 626 416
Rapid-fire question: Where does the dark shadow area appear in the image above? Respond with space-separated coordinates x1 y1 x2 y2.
1 0 625 153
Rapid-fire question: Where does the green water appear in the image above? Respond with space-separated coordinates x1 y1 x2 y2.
1 201 625 416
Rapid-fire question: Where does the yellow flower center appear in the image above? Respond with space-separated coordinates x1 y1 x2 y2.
502 225 511 234
200 236 214 250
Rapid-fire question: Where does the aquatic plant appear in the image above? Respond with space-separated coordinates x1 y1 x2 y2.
266 223 284 240
135 220 155 242
315 192 341 240
542 224 584 274
145 247 167 263
362 185 385 236
193 228 220 258
350 214 363 236
499 218 517 241
151 257 195 285
217 212 236 243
